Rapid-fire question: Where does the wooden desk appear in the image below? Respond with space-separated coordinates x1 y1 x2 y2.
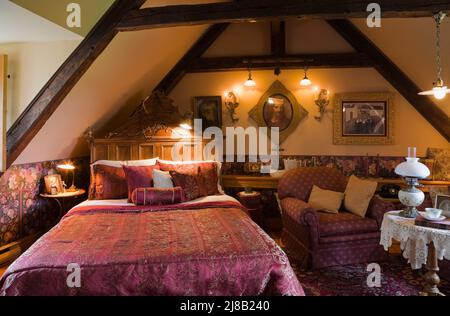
222 175 280 189
221 175 450 191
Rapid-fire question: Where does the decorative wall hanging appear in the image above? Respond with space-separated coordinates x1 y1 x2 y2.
333 92 394 145
314 89 331 121
193 96 223 132
249 80 308 143
224 91 240 124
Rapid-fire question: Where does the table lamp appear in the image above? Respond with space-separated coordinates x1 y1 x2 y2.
394 147 430 218
57 163 77 192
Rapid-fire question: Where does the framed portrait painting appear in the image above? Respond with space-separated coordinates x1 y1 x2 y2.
249 80 308 143
333 92 394 145
44 174 64 194
193 96 223 131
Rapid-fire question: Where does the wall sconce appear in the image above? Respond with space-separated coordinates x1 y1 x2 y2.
224 91 240 124
314 89 330 121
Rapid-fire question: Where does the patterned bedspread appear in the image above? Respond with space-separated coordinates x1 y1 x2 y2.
0 201 304 296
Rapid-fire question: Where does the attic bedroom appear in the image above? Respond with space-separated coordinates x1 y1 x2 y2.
0 0 449 302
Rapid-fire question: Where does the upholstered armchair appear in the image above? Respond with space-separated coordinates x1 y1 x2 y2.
278 167 394 269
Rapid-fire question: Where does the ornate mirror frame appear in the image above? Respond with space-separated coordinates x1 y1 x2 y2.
333 92 395 145
249 80 308 143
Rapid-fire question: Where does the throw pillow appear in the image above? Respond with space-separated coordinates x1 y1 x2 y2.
131 187 184 206
89 164 128 200
169 170 208 201
308 185 344 214
344 175 377 218
153 169 174 189
122 165 160 202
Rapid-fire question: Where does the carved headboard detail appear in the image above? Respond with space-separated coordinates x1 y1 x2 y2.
88 92 203 163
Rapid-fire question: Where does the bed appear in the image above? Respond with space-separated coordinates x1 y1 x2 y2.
0 194 303 296
1 113 303 296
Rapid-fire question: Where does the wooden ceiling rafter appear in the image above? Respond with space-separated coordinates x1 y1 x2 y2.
186 53 374 72
153 23 229 95
327 19 450 142
116 0 450 32
6 0 147 168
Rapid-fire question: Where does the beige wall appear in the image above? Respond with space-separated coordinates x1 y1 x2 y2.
0 40 81 128
12 19 450 164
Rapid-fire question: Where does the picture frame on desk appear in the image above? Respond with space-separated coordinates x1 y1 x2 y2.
436 194 450 217
44 174 64 194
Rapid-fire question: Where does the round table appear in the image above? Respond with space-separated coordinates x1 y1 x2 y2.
40 189 86 222
380 211 450 296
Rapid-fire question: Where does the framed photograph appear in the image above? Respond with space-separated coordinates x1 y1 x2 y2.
44 174 64 194
436 194 450 216
193 96 222 131
333 92 394 145
249 80 308 143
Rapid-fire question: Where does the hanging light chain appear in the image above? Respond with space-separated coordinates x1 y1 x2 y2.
434 11 446 85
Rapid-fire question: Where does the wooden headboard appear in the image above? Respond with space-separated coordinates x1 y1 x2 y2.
89 91 208 163
90 137 206 163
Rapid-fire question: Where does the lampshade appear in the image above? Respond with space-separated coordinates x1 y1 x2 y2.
395 158 430 179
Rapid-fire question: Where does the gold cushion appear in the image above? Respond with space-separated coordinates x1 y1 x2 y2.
344 175 377 218
308 185 344 214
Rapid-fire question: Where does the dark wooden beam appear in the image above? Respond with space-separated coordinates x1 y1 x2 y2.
6 0 146 167
187 53 374 73
327 19 450 142
117 0 450 31
154 23 229 95
270 21 286 56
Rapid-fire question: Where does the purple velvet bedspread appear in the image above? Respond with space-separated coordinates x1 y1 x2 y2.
0 201 303 296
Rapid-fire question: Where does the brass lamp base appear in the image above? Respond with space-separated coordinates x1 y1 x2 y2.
398 206 420 218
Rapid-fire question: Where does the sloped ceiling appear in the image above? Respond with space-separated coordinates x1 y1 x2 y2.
13 5 450 164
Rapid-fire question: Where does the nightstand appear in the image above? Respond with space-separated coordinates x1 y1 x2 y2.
40 189 86 223
237 191 264 228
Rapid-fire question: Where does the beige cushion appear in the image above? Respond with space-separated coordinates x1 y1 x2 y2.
308 185 344 214
344 175 377 218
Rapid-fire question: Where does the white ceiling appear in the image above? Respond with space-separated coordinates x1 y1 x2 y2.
0 0 82 44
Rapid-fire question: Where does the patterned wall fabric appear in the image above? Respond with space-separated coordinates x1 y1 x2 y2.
0 157 90 247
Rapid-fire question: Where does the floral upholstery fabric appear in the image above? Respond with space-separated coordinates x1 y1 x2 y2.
158 161 220 196
427 148 450 181
0 158 90 247
278 167 347 201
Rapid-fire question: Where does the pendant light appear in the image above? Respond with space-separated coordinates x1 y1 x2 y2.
300 66 312 87
419 12 450 100
244 66 256 88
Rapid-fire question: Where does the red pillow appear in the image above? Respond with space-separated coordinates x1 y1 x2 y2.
169 170 209 201
89 165 128 200
131 187 184 206
122 165 160 202
158 162 219 196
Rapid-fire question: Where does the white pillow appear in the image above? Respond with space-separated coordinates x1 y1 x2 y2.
157 159 224 194
125 158 158 166
153 169 174 189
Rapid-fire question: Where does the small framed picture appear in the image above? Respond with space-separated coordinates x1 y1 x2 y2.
44 174 64 195
435 194 450 216
193 96 222 131
333 92 394 145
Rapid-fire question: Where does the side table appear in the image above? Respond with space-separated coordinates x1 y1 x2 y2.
380 211 450 296
40 189 86 223
237 191 264 228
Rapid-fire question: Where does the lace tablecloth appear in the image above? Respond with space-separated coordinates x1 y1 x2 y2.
380 211 450 270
